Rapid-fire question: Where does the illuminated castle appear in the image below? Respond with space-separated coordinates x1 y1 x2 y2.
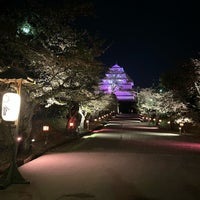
99 64 136 101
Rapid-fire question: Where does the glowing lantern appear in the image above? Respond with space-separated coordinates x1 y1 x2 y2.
179 123 184 127
17 136 22 142
69 122 74 128
2 93 21 121
43 125 49 132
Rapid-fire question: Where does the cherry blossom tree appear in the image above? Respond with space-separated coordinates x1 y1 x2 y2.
137 88 188 123
0 0 105 151
137 88 161 117
160 55 200 122
77 94 117 132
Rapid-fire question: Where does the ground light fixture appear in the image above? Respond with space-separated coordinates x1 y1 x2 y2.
179 123 184 134
17 136 22 142
69 123 74 128
43 125 49 132
43 125 49 144
0 92 29 189
86 120 90 130
31 138 35 142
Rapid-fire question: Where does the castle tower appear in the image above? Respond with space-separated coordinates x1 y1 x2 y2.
99 64 136 113
99 64 136 100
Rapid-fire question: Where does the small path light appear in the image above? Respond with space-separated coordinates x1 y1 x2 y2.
179 123 184 134
31 138 35 143
69 122 74 128
17 136 22 142
43 125 49 145
43 125 49 132
86 120 90 130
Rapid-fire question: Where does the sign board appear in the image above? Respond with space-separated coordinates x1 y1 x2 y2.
2 93 21 121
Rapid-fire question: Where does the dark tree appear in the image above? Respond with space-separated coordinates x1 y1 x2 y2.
160 57 200 122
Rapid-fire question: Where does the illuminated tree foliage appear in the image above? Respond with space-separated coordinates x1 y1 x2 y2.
0 0 105 105
137 88 187 120
77 94 117 131
1 0 103 99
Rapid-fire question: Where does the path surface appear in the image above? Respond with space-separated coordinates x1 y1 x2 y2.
1 115 200 200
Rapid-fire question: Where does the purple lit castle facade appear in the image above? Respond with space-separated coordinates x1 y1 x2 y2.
99 64 136 101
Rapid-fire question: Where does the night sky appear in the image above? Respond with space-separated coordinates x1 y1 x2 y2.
1 0 200 88
90 0 200 88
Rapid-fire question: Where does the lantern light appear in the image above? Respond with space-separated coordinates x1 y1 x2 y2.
179 123 184 127
17 137 22 142
2 93 21 121
69 122 74 127
43 125 49 132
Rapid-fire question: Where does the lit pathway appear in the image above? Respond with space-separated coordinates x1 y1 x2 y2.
1 116 200 200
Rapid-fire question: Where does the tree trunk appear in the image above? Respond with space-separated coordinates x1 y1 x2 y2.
18 92 35 154
78 107 87 132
